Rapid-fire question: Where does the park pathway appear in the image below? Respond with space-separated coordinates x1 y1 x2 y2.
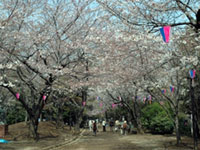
58 130 137 150
57 129 175 150
1 128 193 150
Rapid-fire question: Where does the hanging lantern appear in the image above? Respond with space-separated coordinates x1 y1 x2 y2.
112 103 116 109
97 96 100 101
189 69 196 87
43 95 46 101
160 26 171 43
99 102 103 107
170 86 175 92
16 93 20 99
189 69 196 79
161 89 166 94
112 103 114 108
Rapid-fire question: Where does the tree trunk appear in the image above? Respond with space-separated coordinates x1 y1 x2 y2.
175 112 181 145
29 116 39 141
190 79 198 150
131 100 144 134
69 112 72 130
130 112 144 134
56 109 64 129
74 113 82 132
25 111 28 125
136 118 144 134
75 118 81 132
74 109 84 132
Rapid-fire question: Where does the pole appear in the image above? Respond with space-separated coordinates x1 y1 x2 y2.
190 78 198 150
191 114 193 137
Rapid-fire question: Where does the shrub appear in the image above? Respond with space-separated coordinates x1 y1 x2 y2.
142 102 174 134
6 105 26 125
149 112 174 134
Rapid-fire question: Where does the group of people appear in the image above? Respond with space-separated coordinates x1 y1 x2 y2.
112 120 129 135
88 119 132 136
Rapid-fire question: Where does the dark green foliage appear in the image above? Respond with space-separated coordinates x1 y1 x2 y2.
106 106 128 121
62 105 77 125
62 104 86 127
142 102 174 134
6 104 26 125
149 112 174 134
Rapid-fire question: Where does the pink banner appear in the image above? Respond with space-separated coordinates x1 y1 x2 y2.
43 95 46 101
163 26 171 43
112 103 116 109
100 102 103 107
16 93 20 99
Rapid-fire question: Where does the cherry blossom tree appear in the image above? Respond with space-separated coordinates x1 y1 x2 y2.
0 0 97 140
96 0 200 32
94 1 200 148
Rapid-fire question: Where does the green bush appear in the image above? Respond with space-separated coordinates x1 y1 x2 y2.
142 102 174 134
6 105 26 125
149 112 174 134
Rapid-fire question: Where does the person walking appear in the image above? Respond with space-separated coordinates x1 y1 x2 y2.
89 120 93 131
93 120 97 136
122 121 127 135
109 119 114 132
96 119 99 132
102 120 106 132
115 120 120 132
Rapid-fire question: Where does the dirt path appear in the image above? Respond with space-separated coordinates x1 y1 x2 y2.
57 130 192 150
0 129 197 150
58 130 132 150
